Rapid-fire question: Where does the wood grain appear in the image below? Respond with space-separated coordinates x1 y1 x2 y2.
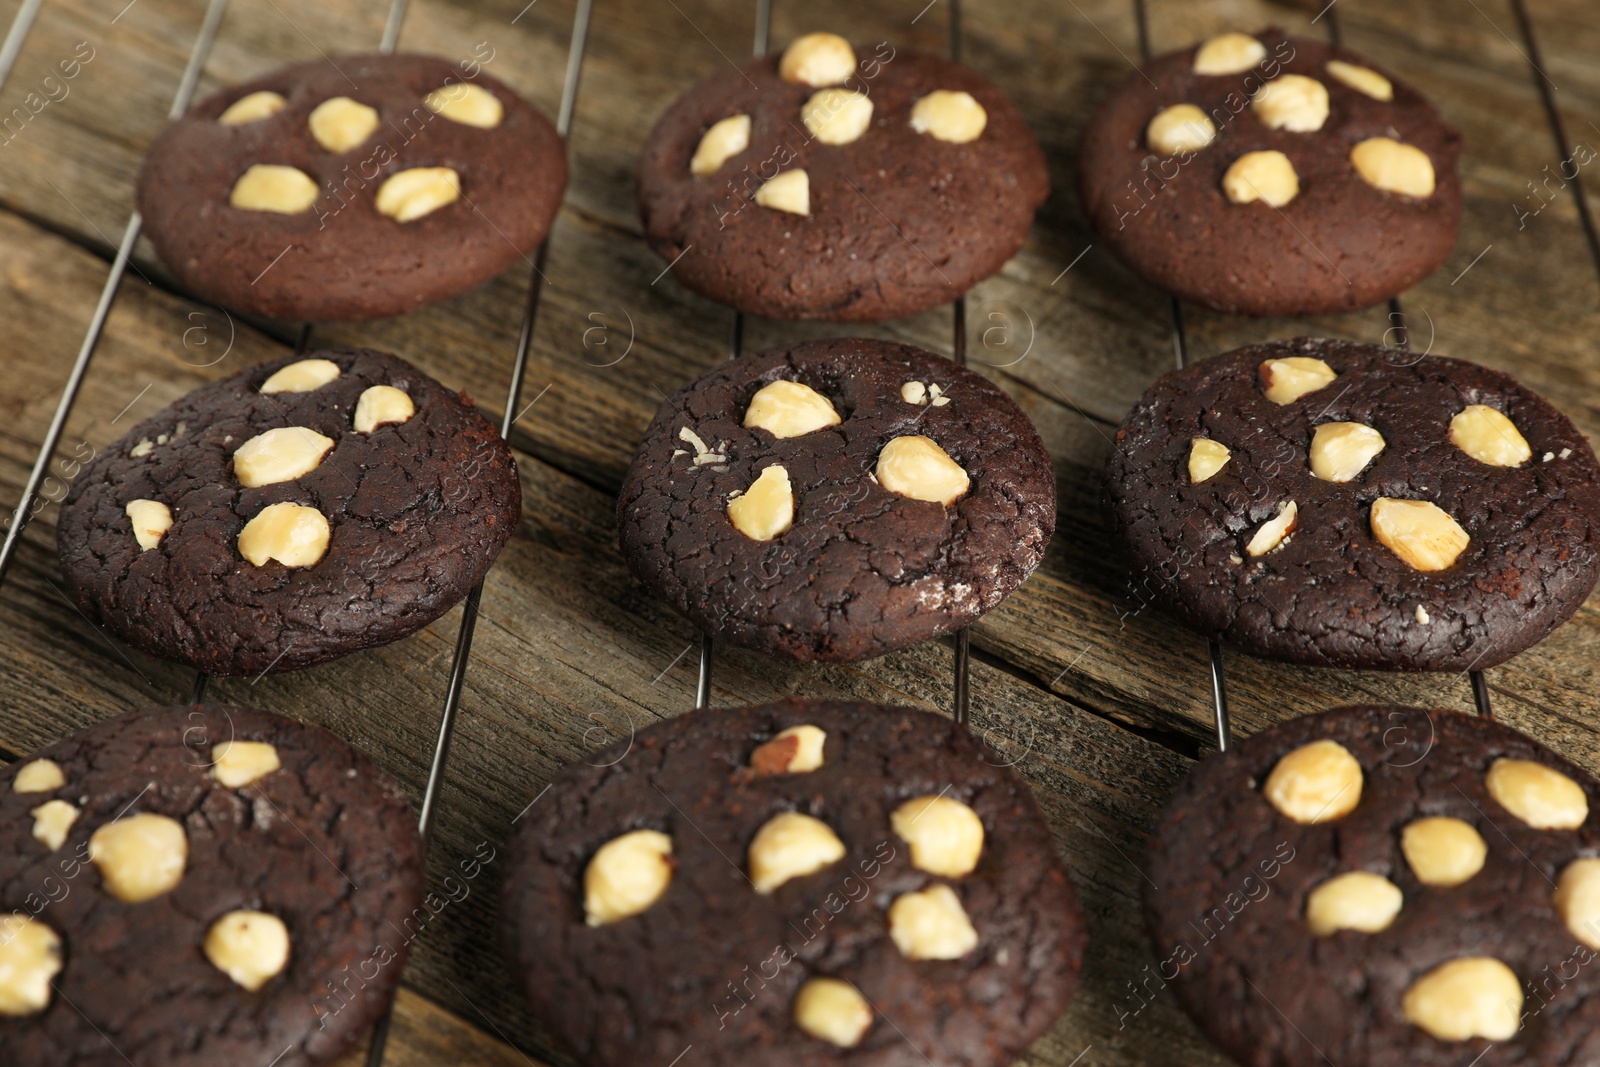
0 0 1597 1063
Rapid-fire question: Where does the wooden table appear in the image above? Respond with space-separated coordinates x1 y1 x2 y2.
1 0 1597 1062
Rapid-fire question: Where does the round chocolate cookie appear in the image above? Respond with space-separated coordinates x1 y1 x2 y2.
1145 705 1600 1066
1079 29 1462 316
0 705 424 1066
138 53 566 321
57 349 521 676
638 33 1049 321
501 698 1084 1067
617 338 1055 662
1103 338 1600 671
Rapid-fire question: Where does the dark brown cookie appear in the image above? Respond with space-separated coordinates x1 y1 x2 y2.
1145 705 1600 1066
638 34 1049 321
501 698 1084 1067
1102 338 1600 671
617 338 1055 662
1079 30 1462 316
0 705 424 1067
138 53 566 322
57 349 521 676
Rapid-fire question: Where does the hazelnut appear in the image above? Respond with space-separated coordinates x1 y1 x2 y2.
748 811 845 894
1192 33 1266 75
30 801 79 852
353 385 416 434
218 90 287 125
232 427 335 488
778 33 856 88
754 169 810 216
1223 150 1299 207
690 114 751 177
12 759 65 794
376 167 461 222
1449 404 1531 467
900 381 927 405
1244 500 1296 556
89 812 188 903
212 741 281 789
793 976 872 1047
1350 137 1435 198
876 436 969 505
1325 59 1393 101
1554 858 1600 949
1188 438 1231 483
260 358 340 394
1263 740 1363 824
1305 871 1403 936
237 502 331 569
744 380 840 439
0 915 62 1017
1146 103 1216 156
1259 356 1337 404
125 499 173 551
1251 75 1329 132
1309 422 1386 482
584 829 674 925
891 795 984 878
1401 817 1487 887
1402 958 1522 1041
887 884 978 960
750 725 827 775
204 910 290 991
910 90 987 144
423 82 503 128
803 89 873 146
229 164 319 215
727 465 795 542
1485 758 1588 830
308 96 378 153
1370 498 1469 572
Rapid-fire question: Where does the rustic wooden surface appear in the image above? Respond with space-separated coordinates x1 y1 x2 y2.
0 0 1597 1063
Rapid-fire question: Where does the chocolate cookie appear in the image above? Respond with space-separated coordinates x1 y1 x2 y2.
138 53 566 321
617 338 1055 662
0 704 424 1066
501 698 1084 1067
1145 705 1600 1066
638 33 1049 321
1102 338 1600 671
57 349 521 676
1079 29 1462 316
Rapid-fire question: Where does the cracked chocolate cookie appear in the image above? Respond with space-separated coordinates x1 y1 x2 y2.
501 698 1084 1067
1103 338 1600 671
638 33 1049 321
617 338 1055 662
1079 29 1462 316
0 704 424 1066
1145 705 1600 1066
138 52 566 321
57 349 521 676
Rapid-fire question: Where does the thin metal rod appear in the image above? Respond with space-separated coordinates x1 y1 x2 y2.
364 4 592 1064
1321 2 1342 49
947 0 971 729
1208 641 1231 751
0 0 231 589
693 0 771 712
1470 670 1493 719
0 0 44 91
189 673 210 705
1507 0 1600 285
378 0 408 55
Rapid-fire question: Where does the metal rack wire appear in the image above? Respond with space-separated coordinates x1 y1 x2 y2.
694 0 975 731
